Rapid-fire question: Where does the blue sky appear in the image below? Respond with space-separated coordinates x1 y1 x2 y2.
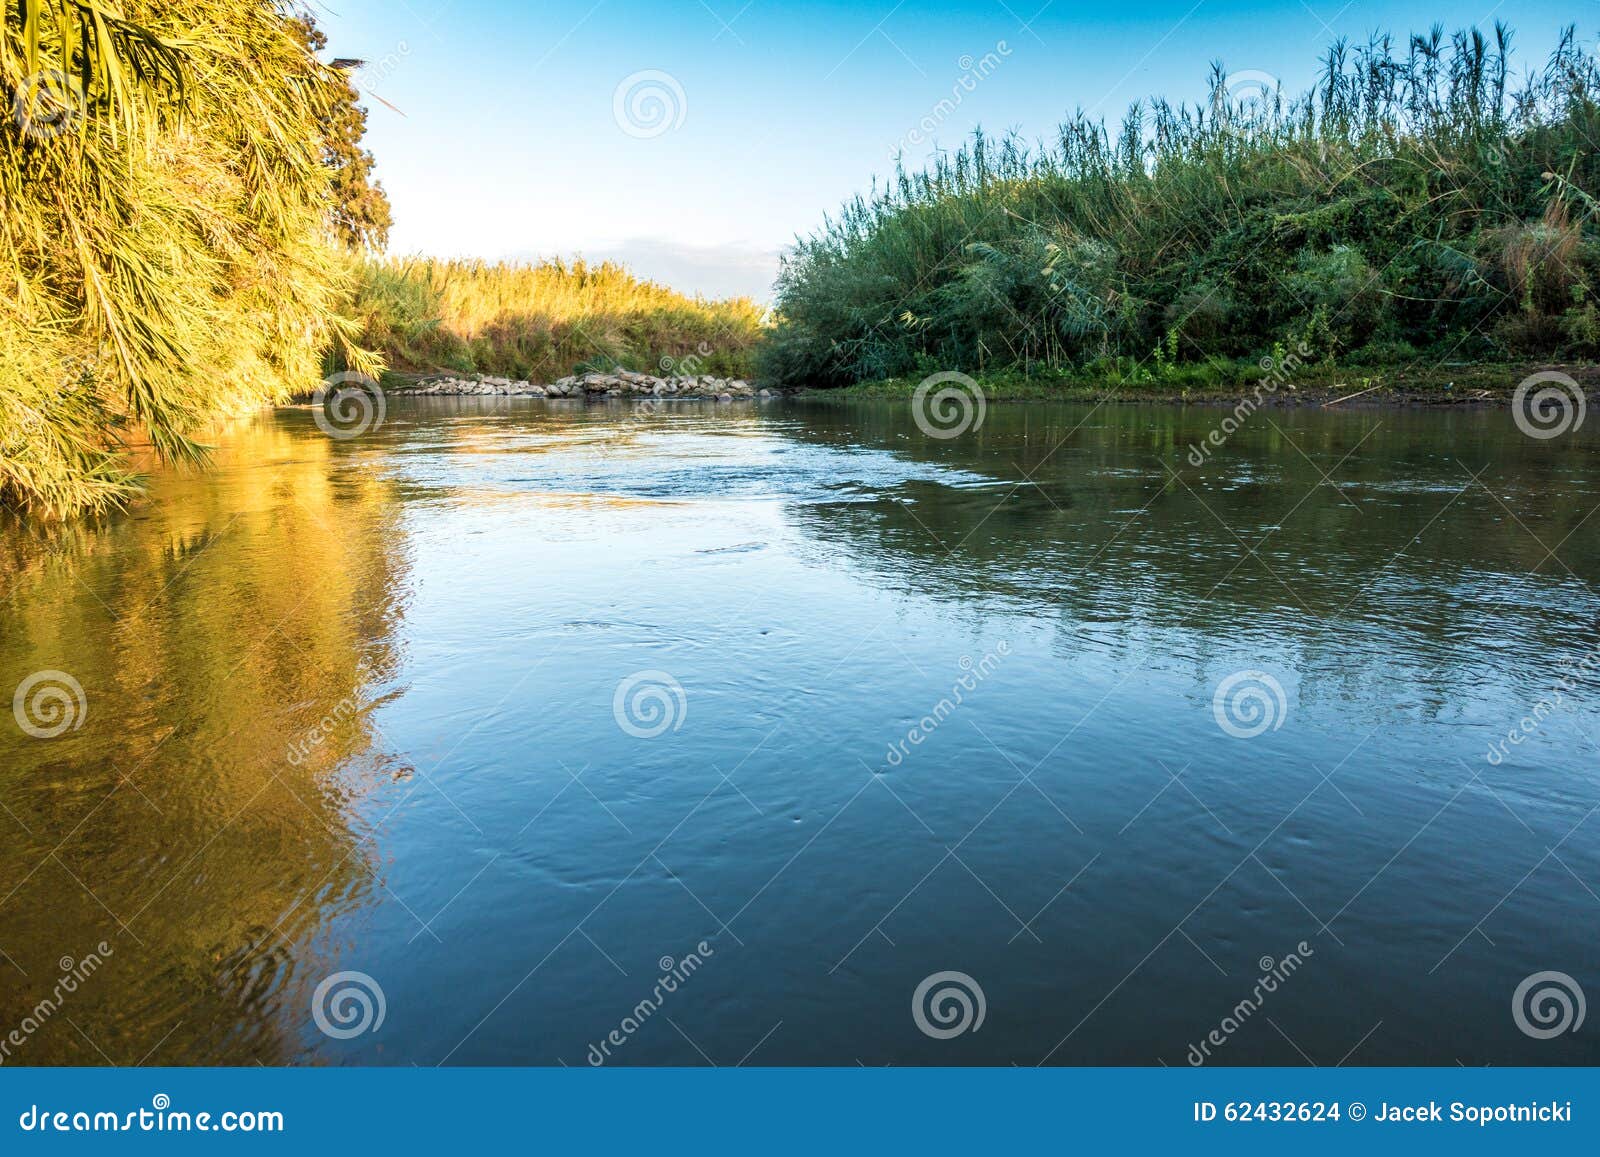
315 0 1582 300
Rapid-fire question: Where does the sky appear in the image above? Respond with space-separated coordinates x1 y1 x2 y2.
316 0 1582 302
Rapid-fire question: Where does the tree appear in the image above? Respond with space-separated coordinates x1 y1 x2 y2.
1 1 379 516
289 14 393 251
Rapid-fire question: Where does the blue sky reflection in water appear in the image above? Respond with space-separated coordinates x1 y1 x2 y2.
0 398 1596 1065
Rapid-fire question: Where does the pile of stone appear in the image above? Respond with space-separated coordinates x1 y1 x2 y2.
396 371 774 402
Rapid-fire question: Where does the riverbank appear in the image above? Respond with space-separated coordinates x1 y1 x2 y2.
797 363 1600 407
385 370 773 400
760 31 1600 397
379 360 1600 408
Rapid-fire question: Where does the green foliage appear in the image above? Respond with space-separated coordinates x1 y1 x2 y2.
766 24 1600 387
1 0 377 517
289 15 393 250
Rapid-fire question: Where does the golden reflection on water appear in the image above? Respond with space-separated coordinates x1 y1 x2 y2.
0 415 410 1064
2 399 1598 1067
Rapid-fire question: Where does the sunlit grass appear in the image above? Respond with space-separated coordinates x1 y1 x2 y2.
348 257 768 383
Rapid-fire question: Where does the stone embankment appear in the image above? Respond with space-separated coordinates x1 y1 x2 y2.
395 370 776 402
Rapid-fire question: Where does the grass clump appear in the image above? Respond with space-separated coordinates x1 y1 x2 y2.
763 25 1600 389
348 257 768 383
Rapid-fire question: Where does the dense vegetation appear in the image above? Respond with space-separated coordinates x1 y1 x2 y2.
0 1 760 517
763 26 1600 388
290 17 394 251
0 1 392 517
346 257 764 383
11 11 1600 518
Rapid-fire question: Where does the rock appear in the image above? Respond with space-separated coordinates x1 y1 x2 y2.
717 392 733 402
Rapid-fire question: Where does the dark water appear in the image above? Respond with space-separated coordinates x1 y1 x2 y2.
2 396 1597 1066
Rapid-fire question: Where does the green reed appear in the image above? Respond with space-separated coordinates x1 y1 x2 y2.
763 25 1600 388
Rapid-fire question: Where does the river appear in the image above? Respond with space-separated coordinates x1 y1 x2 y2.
1 396 1596 1065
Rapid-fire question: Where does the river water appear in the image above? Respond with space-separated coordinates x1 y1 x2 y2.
1 396 1596 1065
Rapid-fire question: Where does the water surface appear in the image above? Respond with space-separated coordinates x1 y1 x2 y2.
2 396 1597 1065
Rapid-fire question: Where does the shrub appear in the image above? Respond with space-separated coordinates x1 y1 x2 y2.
767 24 1600 387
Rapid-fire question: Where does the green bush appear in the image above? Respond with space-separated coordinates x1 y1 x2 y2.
768 25 1600 387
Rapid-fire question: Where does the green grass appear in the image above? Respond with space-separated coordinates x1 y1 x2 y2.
764 24 1600 392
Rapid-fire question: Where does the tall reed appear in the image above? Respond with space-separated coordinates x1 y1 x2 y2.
348 257 767 382
764 25 1600 386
